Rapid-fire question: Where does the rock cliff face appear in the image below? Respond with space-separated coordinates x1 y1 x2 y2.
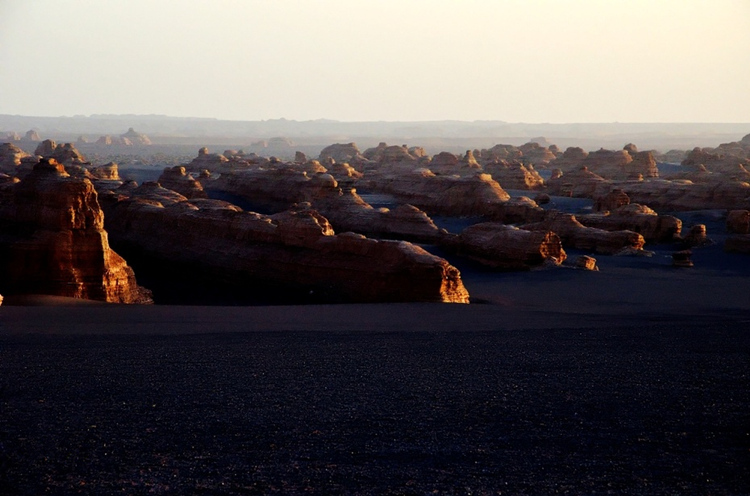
442 223 566 270
0 159 149 302
102 188 470 303
521 210 645 255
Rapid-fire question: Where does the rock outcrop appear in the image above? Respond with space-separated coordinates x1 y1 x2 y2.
521 210 646 254
120 127 152 146
0 143 30 174
157 166 207 199
593 179 750 211
550 146 659 180
547 167 609 197
102 189 469 303
442 223 566 270
484 160 544 190
726 210 750 234
578 204 682 243
0 159 149 303
206 168 442 243
318 143 365 164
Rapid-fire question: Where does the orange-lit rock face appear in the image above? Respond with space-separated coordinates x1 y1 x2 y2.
0 159 149 303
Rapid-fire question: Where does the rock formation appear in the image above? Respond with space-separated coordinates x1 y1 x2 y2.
206 168 442 243
549 146 658 180
22 130 41 142
0 159 149 303
34 140 88 166
726 210 750 234
518 141 557 165
318 143 365 164
157 166 207 199
593 179 750 211
682 147 750 174
574 255 598 271
578 204 682 243
102 188 470 303
547 167 609 197
120 127 152 145
442 223 566 270
594 188 630 212
521 210 646 255
0 143 30 174
484 160 544 190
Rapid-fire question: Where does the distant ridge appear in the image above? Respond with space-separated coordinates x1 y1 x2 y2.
1 113 748 151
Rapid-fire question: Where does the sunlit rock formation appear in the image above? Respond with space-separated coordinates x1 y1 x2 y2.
521 210 646 255
483 160 545 190
547 167 609 197
102 188 470 303
578 204 682 243
157 166 207 199
318 142 366 164
593 179 750 211
549 146 659 180
442 222 566 270
0 159 150 302
0 143 30 174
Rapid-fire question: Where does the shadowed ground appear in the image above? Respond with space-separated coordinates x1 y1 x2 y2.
1 306 749 494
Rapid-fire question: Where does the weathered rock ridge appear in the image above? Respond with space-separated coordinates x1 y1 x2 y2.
101 186 470 303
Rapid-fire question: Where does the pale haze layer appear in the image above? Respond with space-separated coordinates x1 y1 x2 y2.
1 0 749 123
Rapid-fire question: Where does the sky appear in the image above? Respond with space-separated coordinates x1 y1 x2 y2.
1 0 749 123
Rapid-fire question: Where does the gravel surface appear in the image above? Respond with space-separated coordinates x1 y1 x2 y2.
1 316 749 494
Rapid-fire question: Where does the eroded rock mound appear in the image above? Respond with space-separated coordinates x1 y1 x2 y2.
0 159 149 302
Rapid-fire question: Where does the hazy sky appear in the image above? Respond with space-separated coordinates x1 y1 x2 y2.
1 0 749 122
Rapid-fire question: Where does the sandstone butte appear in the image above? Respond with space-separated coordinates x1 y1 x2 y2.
100 183 470 304
0 159 150 303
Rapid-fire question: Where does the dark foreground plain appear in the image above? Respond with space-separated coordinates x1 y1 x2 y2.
1 305 749 495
